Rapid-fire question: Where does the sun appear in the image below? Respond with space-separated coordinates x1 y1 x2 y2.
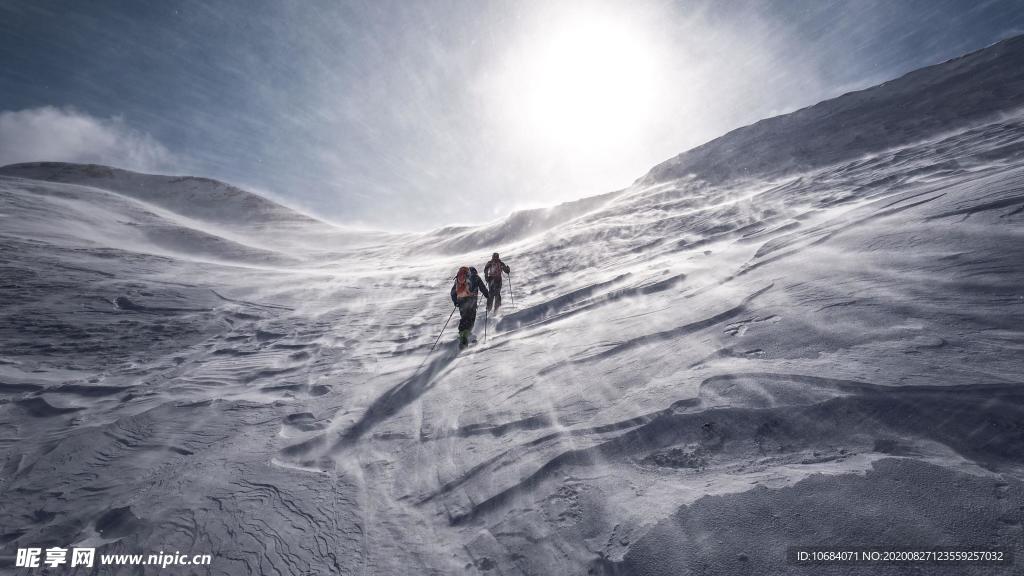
489 5 666 160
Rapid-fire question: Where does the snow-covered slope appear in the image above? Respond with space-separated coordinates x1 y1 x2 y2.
0 162 404 264
641 34 1024 187
2 37 1024 576
418 188 625 253
0 162 318 228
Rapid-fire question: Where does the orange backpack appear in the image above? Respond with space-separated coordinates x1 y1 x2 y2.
455 267 474 299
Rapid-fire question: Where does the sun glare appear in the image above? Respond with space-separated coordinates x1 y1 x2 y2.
491 6 666 161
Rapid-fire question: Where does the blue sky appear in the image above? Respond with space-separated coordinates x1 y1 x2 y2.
2 0 1023 230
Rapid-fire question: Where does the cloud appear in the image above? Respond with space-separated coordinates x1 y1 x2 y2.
0 106 176 172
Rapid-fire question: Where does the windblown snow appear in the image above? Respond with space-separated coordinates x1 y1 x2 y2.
2 36 1024 576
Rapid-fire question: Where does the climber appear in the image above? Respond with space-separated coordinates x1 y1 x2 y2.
483 252 510 313
450 266 490 347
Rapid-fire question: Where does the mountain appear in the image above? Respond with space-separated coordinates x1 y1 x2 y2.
641 34 1024 186
0 162 319 228
1 37 1023 576
0 162 402 263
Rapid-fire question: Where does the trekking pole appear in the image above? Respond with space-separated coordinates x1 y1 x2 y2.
484 308 488 342
506 272 516 309
429 307 457 353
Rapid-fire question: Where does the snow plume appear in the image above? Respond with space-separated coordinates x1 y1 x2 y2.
0 106 176 172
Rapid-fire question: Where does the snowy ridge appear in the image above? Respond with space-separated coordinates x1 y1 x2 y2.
1 38 1024 575
0 162 404 264
419 188 625 253
0 162 324 229
641 33 1024 186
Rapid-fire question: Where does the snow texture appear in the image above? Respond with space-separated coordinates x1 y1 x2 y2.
1 35 1024 576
